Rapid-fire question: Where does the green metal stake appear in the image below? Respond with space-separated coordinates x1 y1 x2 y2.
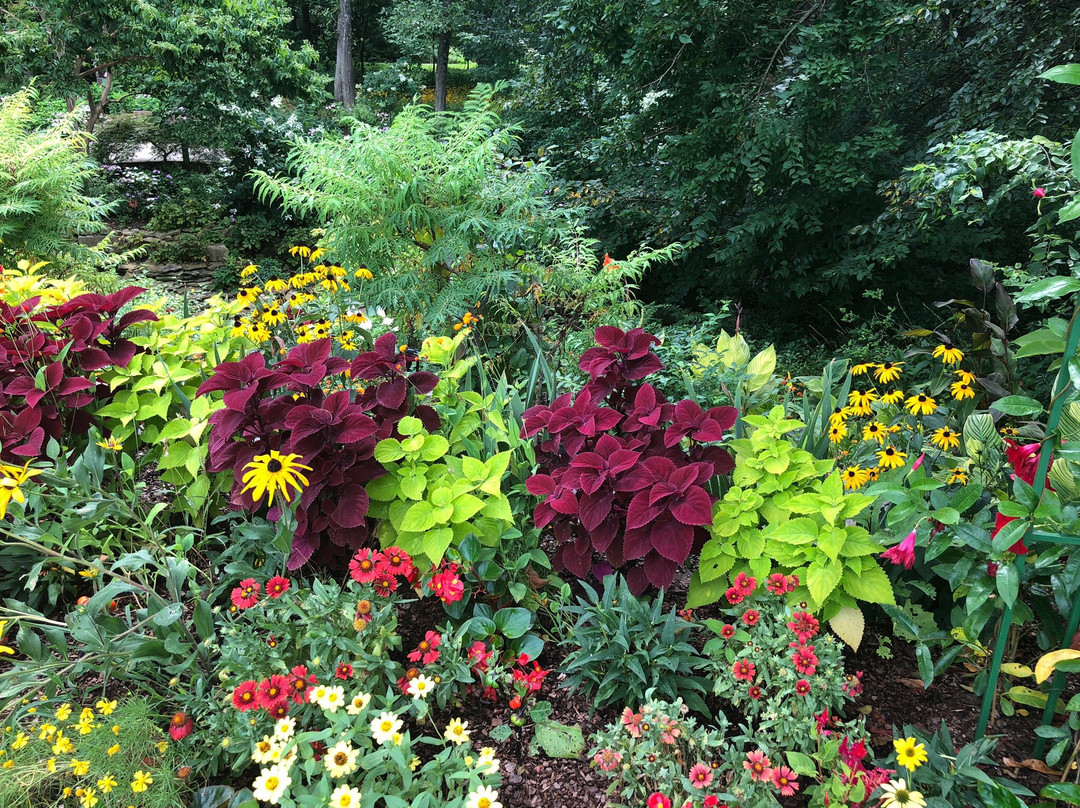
1035 589 1080 758
975 306 1080 740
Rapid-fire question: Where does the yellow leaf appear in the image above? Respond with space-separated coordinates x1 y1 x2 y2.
1035 649 1080 683
829 605 865 651
1000 662 1034 678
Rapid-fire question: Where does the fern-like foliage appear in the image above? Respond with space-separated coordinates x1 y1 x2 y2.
0 87 112 259
252 84 578 325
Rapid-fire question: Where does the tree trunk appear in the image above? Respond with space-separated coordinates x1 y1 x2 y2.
301 0 312 43
355 0 368 83
334 0 355 109
434 31 451 111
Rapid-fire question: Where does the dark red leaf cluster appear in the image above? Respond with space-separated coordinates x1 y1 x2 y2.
198 333 439 570
523 326 737 592
0 287 157 460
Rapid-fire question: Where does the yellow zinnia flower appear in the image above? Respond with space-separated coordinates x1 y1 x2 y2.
933 344 964 365
841 466 871 490
862 421 887 445
444 718 470 745
240 451 312 506
893 736 928 772
877 446 908 470
904 393 938 416
950 380 975 401
874 361 904 383
930 427 960 451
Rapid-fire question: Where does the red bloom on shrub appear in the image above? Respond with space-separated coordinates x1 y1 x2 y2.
990 511 1028 554
732 659 757 681
349 549 383 584
795 678 811 696
266 576 290 598
786 611 820 643
881 529 917 569
747 685 762 700
513 661 550 693
646 793 672 808
288 665 317 704
168 712 193 741
257 675 289 711
429 565 464 603
231 578 260 609
335 662 354 680
791 644 819 676
380 546 414 579
741 609 760 627
720 623 735 639
408 631 442 665
1034 187 1046 198
232 680 259 712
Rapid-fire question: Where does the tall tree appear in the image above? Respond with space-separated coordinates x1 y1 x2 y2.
334 0 356 107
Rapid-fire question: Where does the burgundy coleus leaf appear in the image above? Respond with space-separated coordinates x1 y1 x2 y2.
560 434 640 495
350 332 404 380
643 552 678 590
521 392 572 438
691 444 735 476
197 351 270 397
330 483 371 529
525 471 578 517
621 383 672 433
407 371 439 395
545 391 623 454
285 390 378 450
664 399 738 448
273 339 349 390
579 327 663 399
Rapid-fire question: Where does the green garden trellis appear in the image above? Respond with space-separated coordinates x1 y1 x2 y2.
976 305 1080 755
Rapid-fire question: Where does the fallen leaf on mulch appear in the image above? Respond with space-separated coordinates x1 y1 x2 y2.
1002 757 1062 777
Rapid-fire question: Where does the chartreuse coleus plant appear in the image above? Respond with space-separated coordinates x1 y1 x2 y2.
692 406 894 648
367 415 514 565
96 300 247 520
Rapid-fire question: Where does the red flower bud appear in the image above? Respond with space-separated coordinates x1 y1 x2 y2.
987 561 999 578
1034 187 1046 198
509 695 522 710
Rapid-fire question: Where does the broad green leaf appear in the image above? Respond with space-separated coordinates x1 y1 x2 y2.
785 751 817 777
400 501 436 532
840 562 895 604
397 415 423 436
420 435 449 461
374 439 405 464
1040 64 1080 85
450 493 486 523
806 559 843 605
1014 276 1080 306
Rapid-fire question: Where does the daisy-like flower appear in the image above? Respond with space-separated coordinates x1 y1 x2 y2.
96 775 117 793
381 546 415 578
0 461 42 519
168 711 193 741
355 267 374 280
241 451 311 506
732 659 757 681
273 716 296 742
933 344 964 365
409 674 435 700
252 736 282 764
324 740 360 778
828 422 848 443
688 762 714 788
861 421 887 444
880 389 905 405
231 578 260 609
346 691 372 715
948 468 969 485
95 699 117 716
329 784 363 808
266 576 290 598
794 678 811 696
80 787 99 808
771 765 799 797
851 362 874 376
828 406 851 428
131 770 154 793
259 675 290 710
371 711 403 745
408 630 442 664
96 436 123 451
743 750 772 782
950 379 976 401
348 548 383 584
792 644 819 675
251 764 290 804
841 466 870 490
877 446 908 470
466 785 502 808
874 361 904 383
240 263 259 278
893 736 928 772
930 427 960 451
264 278 289 293
621 707 643 737
318 685 346 713
476 747 501 775
70 758 90 776
288 665 317 704
904 393 938 416
237 286 261 306
848 389 879 415
880 778 927 808
445 717 471 744
261 304 287 326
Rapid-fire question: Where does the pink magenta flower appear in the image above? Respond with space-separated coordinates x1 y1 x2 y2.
744 750 772 782
1034 187 1046 198
771 766 800 797
231 680 259 712
593 749 622 771
795 678 811 696
881 529 917 569
621 706 644 737
349 549 383 584
647 794 672 808
911 453 925 472
688 763 714 788
791 643 819 675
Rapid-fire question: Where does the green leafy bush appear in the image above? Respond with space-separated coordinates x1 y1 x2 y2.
558 575 710 711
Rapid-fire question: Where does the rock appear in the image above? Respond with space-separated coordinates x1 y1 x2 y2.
77 234 106 247
205 244 229 262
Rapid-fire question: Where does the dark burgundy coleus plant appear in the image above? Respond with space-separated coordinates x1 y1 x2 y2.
523 326 737 593
0 287 157 461
198 332 439 569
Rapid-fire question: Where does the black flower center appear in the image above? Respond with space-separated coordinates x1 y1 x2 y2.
267 459 283 473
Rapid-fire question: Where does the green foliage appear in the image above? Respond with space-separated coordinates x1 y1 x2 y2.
693 407 894 642
557 575 710 712
252 85 580 326
367 415 514 566
0 87 110 258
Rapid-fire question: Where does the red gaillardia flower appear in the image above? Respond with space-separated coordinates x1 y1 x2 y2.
408 631 442 665
335 662 354 680
266 576 290 598
257 675 289 711
232 680 259 712
231 578 260 609
288 665 317 705
732 659 757 682
348 549 382 584
795 678 811 696
168 712 193 741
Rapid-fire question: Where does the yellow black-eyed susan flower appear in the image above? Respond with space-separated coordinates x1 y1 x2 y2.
876 445 908 470
950 380 975 401
848 389 879 416
1000 426 1019 438
930 427 960 451
231 315 247 338
874 361 904 384
862 421 887 445
240 263 258 278
880 389 905 405
954 369 976 384
851 362 875 376
948 469 969 485
237 286 261 306
240 451 312 506
264 278 289 293
261 304 287 327
355 266 373 280
289 245 312 259
842 466 871 490
933 344 964 365
829 422 848 443
904 393 938 416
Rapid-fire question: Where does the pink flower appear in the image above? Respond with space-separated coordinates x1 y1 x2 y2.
429 565 465 603
791 643 819 675
881 529 917 569
911 453 925 472
771 766 800 797
622 706 644 737
647 794 672 808
747 685 762 700
766 573 797 595
795 678 811 696
408 631 442 664
168 712 193 741
257 675 290 712
720 624 735 639
593 749 622 771
380 546 415 579
231 680 259 712
741 609 760 627
815 709 832 737
703 797 721 808
786 611 820 642
468 641 493 672
839 736 868 769
1034 187 1046 198
743 750 771 782
688 763 714 788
